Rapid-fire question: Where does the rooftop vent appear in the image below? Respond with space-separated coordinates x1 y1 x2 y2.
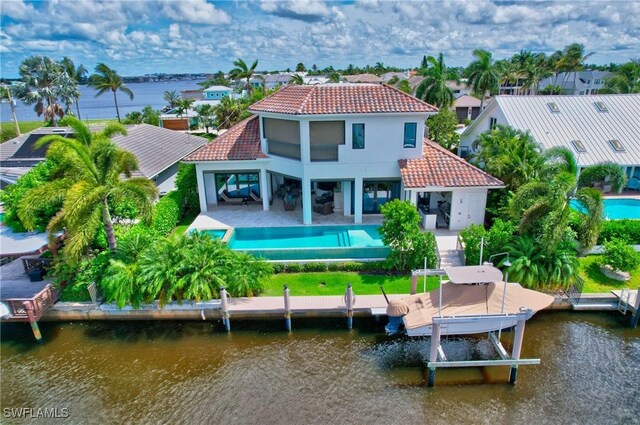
609 139 625 152
571 140 586 153
594 101 608 112
547 102 560 113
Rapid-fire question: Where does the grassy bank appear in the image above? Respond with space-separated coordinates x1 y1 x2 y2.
1 119 120 143
261 272 439 296
579 255 640 293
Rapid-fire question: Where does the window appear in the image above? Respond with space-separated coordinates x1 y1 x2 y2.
459 146 470 158
571 140 586 153
403 122 417 148
594 101 608 112
547 102 560 113
609 139 625 152
352 123 365 149
215 172 260 200
579 91 585 95
489 117 497 130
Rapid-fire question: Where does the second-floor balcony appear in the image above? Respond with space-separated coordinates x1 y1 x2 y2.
266 140 339 162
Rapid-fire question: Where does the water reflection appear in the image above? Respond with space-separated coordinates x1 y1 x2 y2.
1 312 639 425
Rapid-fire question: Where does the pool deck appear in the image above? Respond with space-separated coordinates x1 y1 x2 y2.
603 191 640 200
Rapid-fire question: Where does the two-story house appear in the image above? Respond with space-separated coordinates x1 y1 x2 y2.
203 85 233 100
185 84 503 230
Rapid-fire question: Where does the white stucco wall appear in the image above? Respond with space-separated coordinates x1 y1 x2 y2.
458 104 509 155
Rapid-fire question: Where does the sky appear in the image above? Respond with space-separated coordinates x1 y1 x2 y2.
1 0 639 78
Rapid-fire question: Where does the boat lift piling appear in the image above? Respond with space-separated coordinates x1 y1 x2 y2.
632 287 640 328
220 287 230 332
283 285 292 332
345 284 355 329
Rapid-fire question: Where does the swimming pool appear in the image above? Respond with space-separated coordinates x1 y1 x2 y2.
570 198 640 220
208 225 389 261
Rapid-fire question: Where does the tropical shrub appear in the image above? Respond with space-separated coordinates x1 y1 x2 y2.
175 163 199 215
459 219 516 266
0 160 60 232
601 238 640 272
50 250 112 301
379 199 437 270
577 163 627 193
599 220 640 245
150 191 181 236
425 109 460 151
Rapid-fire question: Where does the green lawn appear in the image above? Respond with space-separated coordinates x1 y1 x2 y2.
170 213 198 239
579 255 640 293
260 272 440 296
1 119 120 143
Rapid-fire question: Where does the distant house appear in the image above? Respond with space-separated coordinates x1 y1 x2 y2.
381 72 407 83
180 90 204 100
446 81 472 97
407 76 425 93
452 95 482 123
203 85 233 100
539 70 612 95
458 94 640 188
342 74 383 84
1 125 207 194
263 74 293 89
304 75 329 85
184 83 503 229
160 108 198 131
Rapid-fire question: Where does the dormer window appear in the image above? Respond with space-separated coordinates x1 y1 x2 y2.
571 140 586 153
609 139 625 152
595 101 608 112
547 102 560 113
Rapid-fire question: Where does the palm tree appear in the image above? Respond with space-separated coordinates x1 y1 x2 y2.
415 53 459 108
328 72 341 83
495 60 518 95
18 117 158 260
289 74 304 85
0 84 20 136
229 58 258 95
520 54 550 95
214 96 243 129
175 98 195 131
466 49 499 110
556 44 594 94
14 55 71 126
60 57 87 119
163 90 181 108
601 59 640 94
194 104 215 133
87 63 134 123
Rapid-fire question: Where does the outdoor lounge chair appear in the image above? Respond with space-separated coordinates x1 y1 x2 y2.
628 177 640 191
220 190 243 204
313 202 333 215
249 190 261 202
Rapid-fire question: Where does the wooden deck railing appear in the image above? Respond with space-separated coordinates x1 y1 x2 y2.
3 284 58 321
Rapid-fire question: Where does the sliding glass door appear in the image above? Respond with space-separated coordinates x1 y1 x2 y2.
362 180 401 214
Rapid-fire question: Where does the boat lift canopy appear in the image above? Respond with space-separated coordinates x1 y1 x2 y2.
443 265 504 284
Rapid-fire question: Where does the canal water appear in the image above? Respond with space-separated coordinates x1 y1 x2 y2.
1 311 639 424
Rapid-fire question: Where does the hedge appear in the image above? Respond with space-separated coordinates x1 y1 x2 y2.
272 261 390 274
151 190 182 236
598 219 640 245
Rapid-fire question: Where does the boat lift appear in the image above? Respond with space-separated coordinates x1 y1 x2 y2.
410 267 546 386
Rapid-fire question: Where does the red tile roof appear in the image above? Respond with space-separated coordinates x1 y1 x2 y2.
249 84 438 115
183 116 266 161
399 140 504 188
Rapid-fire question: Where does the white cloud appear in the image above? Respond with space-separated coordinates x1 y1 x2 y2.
161 0 230 25
1 0 36 20
260 0 332 22
168 23 181 39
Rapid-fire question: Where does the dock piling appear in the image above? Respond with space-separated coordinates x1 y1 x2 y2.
632 286 640 328
25 302 42 342
428 323 441 387
345 284 354 329
284 285 291 332
220 287 230 332
509 317 526 384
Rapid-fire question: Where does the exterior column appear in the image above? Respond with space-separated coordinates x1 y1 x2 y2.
302 176 312 225
354 176 363 224
195 165 207 212
409 190 418 206
260 168 269 211
300 119 311 164
342 180 351 216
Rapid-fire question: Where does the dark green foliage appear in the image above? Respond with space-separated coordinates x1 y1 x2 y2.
175 163 199 215
303 262 329 272
272 261 390 274
459 219 517 266
598 220 640 245
426 109 460 151
577 163 627 193
0 160 60 232
150 191 181 236
51 250 112 301
601 238 640 272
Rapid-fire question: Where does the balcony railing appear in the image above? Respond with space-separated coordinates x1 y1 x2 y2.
267 140 301 160
310 145 338 162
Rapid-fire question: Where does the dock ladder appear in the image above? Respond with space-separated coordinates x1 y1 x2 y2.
618 288 631 314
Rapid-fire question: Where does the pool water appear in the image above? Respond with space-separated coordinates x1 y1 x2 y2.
571 198 640 220
208 229 228 239
220 225 389 260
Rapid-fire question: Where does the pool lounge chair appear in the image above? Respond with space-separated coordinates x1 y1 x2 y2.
628 177 640 191
249 190 261 202
219 190 243 204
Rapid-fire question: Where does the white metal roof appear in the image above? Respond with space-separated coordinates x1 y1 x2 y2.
475 95 640 167
203 85 232 92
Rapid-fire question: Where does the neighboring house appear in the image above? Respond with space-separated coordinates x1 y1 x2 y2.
263 73 293 90
407 76 425 93
203 85 233 100
160 108 198 131
184 84 503 229
452 95 482 123
539 70 612 95
304 75 329 85
381 72 407 83
180 90 204 100
446 81 472 97
0 125 207 195
342 74 383 84
458 94 640 187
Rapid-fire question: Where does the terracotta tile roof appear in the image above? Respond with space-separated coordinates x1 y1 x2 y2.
249 84 437 115
399 140 504 188
183 116 267 161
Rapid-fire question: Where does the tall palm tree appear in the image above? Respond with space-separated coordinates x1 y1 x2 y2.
60 57 87 119
415 53 459 108
194 104 215 133
466 49 499 110
18 117 158 260
289 74 304 85
229 58 258 95
163 90 181 108
0 84 20 136
175 98 195 131
495 59 518 95
87 63 134 123
556 44 594 94
14 55 71 126
214 96 243 129
520 54 550 95
601 59 640 94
